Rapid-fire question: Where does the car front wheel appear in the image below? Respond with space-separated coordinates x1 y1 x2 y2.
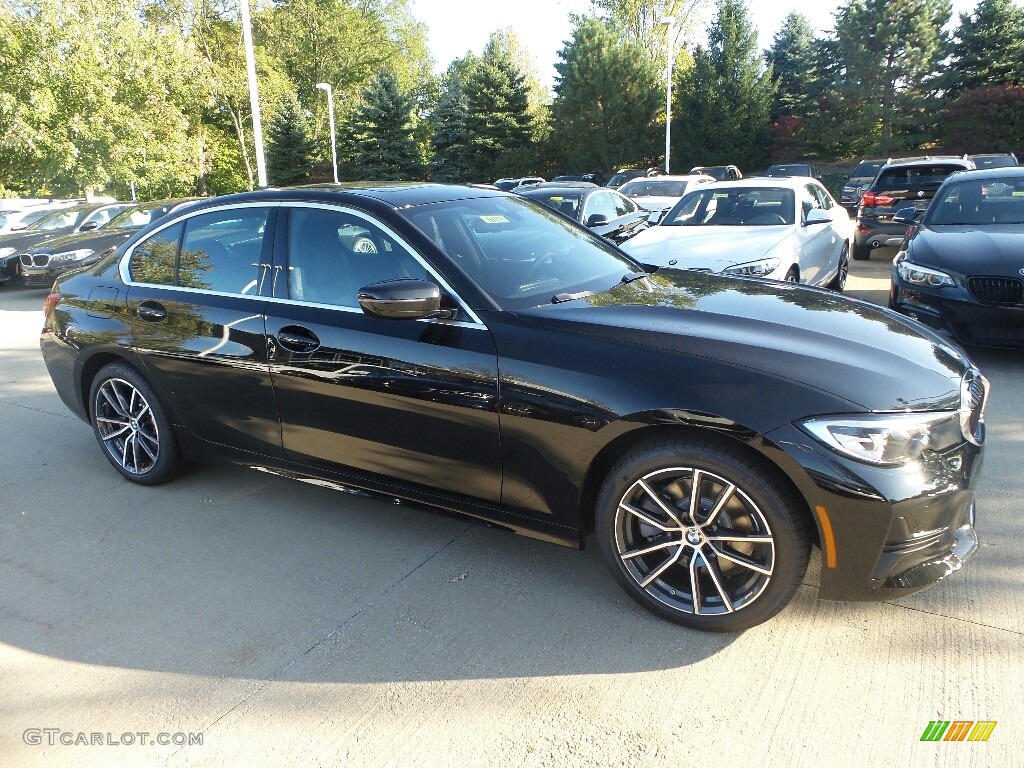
828 243 849 292
596 435 810 632
89 363 187 486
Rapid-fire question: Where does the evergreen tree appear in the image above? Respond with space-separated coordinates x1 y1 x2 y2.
266 93 317 186
675 0 775 171
765 13 821 119
462 42 534 182
945 0 1024 95
429 69 471 182
550 16 662 173
828 0 951 157
351 69 423 181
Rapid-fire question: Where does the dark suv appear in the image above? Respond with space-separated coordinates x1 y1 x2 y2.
840 158 886 212
853 156 975 260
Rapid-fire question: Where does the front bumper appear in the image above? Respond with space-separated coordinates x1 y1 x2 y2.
763 422 984 602
890 275 1024 348
21 263 81 289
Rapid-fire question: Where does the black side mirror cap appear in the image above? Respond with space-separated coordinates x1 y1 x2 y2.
357 279 456 320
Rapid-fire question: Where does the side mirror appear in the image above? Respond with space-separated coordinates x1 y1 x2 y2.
805 208 833 225
79 221 99 232
586 213 610 227
357 279 455 320
892 207 920 225
10 223 28 231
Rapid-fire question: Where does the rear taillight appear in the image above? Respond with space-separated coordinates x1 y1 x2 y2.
860 191 896 207
43 292 61 318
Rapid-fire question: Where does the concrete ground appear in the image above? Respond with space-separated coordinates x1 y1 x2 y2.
1 252 1021 767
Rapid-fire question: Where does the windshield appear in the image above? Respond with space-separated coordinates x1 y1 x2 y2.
399 195 644 311
662 187 796 226
620 180 689 198
108 203 176 230
520 191 584 219
29 207 89 231
926 178 1024 225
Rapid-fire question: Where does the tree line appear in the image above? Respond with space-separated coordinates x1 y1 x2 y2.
1 0 1022 199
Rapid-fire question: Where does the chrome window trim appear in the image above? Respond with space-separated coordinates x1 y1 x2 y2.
118 200 487 329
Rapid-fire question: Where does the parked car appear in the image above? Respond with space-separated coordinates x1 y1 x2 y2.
516 182 649 244
552 172 607 186
840 158 886 212
854 156 975 260
493 176 545 191
606 168 648 188
764 163 822 179
621 177 852 290
968 153 1019 170
19 198 201 288
618 174 716 222
41 183 987 631
0 207 56 235
890 167 1024 347
690 165 743 181
0 202 133 285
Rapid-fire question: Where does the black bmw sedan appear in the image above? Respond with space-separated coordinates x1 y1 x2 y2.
40 184 988 631
890 167 1024 347
516 182 649 244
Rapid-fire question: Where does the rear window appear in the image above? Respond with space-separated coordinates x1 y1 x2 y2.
852 161 884 178
875 165 966 191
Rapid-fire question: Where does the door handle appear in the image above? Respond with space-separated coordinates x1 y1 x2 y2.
277 326 321 352
137 301 167 322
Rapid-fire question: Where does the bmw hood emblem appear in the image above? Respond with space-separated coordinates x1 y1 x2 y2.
1020 268 1024 276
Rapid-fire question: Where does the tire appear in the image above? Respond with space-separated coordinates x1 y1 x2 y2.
828 243 849 292
595 435 810 632
88 363 188 486
852 241 871 261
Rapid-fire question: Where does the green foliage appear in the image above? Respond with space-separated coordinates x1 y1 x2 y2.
550 16 662 174
939 84 1024 153
593 0 710 64
945 0 1024 95
428 68 471 183
766 13 821 119
675 0 775 171
462 42 535 182
351 70 423 181
266 94 318 186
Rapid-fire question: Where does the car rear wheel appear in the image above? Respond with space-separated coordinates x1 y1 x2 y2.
852 241 871 261
89 363 187 486
828 243 849 292
595 435 810 631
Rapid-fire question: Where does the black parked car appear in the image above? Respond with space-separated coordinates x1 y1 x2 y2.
41 184 987 632
854 156 975 260
606 168 647 188
968 153 1019 170
890 167 1024 347
690 165 743 181
0 202 132 285
516 183 649 244
764 163 821 179
19 198 201 289
840 158 886 212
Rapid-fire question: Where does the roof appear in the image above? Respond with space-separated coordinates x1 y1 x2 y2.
692 177 825 191
183 183 507 211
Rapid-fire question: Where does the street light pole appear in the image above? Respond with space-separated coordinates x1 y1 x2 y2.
239 0 267 188
661 15 677 175
316 83 339 184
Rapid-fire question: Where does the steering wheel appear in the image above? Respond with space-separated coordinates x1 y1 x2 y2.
520 252 558 288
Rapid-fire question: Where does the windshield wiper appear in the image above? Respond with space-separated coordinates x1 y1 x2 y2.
620 272 651 284
551 290 594 304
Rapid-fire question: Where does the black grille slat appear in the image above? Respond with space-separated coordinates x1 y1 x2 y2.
33 254 48 266
967 276 1023 304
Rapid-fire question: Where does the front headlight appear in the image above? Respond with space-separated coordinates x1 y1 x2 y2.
897 261 954 288
723 257 781 278
48 248 94 264
801 411 963 466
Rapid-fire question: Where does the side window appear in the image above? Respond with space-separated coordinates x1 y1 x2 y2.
286 206 428 307
804 184 824 209
585 192 618 223
178 208 271 293
85 209 113 228
129 223 184 286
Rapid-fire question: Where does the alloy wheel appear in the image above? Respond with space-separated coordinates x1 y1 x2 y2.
94 378 161 476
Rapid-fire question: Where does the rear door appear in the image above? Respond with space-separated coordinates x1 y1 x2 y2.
125 204 284 457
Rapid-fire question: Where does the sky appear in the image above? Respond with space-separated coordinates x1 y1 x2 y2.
409 0 981 89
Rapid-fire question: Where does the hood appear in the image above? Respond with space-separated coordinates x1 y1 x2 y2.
910 225 1024 274
520 270 969 413
620 225 793 270
0 229 73 254
27 228 136 256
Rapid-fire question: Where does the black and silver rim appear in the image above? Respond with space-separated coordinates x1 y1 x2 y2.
614 467 776 616
94 378 160 475
837 245 849 289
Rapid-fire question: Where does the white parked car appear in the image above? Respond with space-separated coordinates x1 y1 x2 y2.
620 177 853 290
618 174 715 222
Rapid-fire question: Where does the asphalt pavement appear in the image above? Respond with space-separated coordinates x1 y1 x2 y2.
1 253 1021 767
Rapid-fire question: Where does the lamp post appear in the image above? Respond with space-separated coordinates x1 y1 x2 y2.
660 15 677 174
316 82 339 184
239 0 267 188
